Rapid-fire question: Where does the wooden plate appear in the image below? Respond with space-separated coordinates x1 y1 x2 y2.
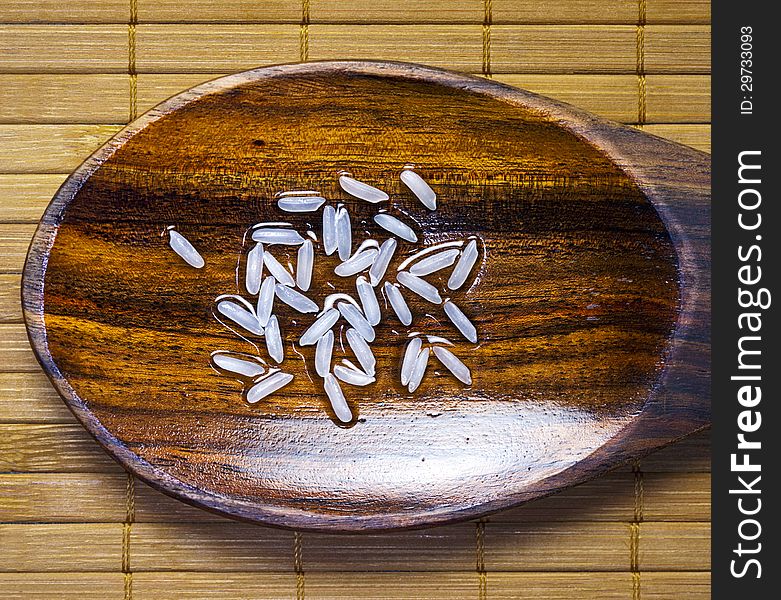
22 61 710 531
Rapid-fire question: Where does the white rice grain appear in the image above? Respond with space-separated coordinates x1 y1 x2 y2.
409 248 459 276
396 271 442 304
400 169 436 210
168 229 205 268
251 227 305 245
299 307 340 346
443 300 478 343
246 371 293 404
432 346 472 385
263 251 296 287
324 374 353 423
336 206 352 260
339 174 389 203
338 301 375 342
373 213 418 243
334 364 375 387
407 347 430 393
384 282 412 326
277 196 326 212
265 315 284 363
217 298 264 336
296 240 314 291
356 276 381 326
315 330 334 378
256 276 276 327
334 248 378 277
211 352 265 379
448 239 479 290
275 283 319 313
322 205 338 256
369 238 397 286
245 242 263 295
346 328 376 376
400 337 422 386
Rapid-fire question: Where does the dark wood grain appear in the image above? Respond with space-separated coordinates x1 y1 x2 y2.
22 61 710 531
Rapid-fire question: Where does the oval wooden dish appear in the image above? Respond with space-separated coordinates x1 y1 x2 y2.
22 61 710 531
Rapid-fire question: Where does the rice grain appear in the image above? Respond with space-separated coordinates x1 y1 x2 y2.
334 248 378 277
315 330 334 377
256 276 276 327
334 364 376 387
433 346 472 385
275 284 319 313
369 238 397 286
246 371 293 404
444 300 478 343
265 315 284 363
168 230 205 268
277 196 326 212
384 282 412 326
299 308 340 346
346 328 376 376
400 337 423 386
374 213 418 243
263 251 296 287
322 205 338 256
338 301 375 342
336 206 352 260
407 347 430 393
296 240 314 291
397 271 442 304
448 239 479 290
251 228 305 245
339 174 389 203
400 169 436 210
409 248 459 276
211 352 265 379
245 242 263 295
217 298 264 336
356 275 381 326
324 374 353 423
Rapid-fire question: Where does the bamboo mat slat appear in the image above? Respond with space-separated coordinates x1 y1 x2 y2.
642 572 711 599
0 175 68 222
0 423 123 472
0 372 76 424
130 522 295 572
0 75 130 124
0 574 127 600
640 124 710 153
644 75 711 123
640 523 711 570
310 1 482 24
137 0 300 24
644 25 711 73
0 473 128 522
640 431 711 472
307 25 483 72
485 522 627 571
135 25 300 73
0 523 123 572
643 473 711 521
0 26 128 73
0 274 22 322
0 2 128 24
0 225 36 273
0 125 123 174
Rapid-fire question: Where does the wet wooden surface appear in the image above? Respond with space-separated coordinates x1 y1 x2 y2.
22 61 708 531
2 1 711 597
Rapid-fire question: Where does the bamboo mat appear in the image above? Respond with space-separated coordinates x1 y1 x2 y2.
0 1 711 598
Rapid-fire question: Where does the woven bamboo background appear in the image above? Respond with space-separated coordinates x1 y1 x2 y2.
0 1 710 598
